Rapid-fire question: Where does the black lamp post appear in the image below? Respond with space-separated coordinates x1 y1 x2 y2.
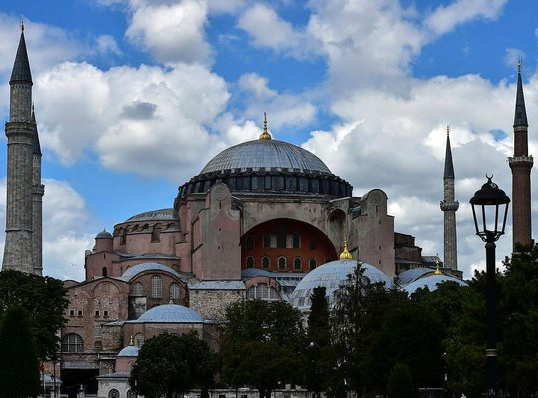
469 176 510 398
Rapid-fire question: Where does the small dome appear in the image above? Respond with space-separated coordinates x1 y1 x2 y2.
404 274 467 294
117 345 139 357
96 229 112 239
135 304 204 323
290 259 393 310
200 139 332 175
125 208 177 222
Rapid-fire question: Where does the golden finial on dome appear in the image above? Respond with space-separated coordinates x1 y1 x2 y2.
339 235 352 260
434 257 442 275
259 112 272 140
129 335 134 346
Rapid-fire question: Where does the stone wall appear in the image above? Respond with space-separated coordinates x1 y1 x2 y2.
189 288 244 321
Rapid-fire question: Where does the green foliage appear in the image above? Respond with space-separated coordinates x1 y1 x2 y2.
387 363 413 398
367 302 444 393
327 263 407 397
0 270 68 360
220 299 305 398
129 332 218 398
498 242 538 396
306 287 330 396
0 305 40 397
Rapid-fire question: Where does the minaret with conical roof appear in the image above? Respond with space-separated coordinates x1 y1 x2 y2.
2 24 36 274
31 105 44 275
509 62 533 249
440 126 459 270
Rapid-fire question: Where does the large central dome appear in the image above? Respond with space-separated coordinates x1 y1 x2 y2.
176 125 352 200
200 139 332 175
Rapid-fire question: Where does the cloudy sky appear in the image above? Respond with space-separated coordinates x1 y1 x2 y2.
0 0 536 281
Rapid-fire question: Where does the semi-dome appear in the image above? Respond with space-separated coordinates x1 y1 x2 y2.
132 304 204 323
120 263 182 282
290 259 393 311
404 274 466 294
117 345 139 357
201 139 332 175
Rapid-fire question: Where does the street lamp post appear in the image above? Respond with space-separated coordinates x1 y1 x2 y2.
469 176 510 398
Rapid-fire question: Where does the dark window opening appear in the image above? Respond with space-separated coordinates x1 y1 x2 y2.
262 257 270 269
278 257 286 269
102 267 107 277
292 231 300 248
277 229 287 248
310 239 317 250
263 233 271 248
309 258 317 270
246 236 254 249
293 257 302 270
246 257 254 268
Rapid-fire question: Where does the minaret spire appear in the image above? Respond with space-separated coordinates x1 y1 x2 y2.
509 62 533 249
3 27 36 273
440 125 459 270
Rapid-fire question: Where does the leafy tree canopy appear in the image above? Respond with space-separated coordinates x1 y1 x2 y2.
0 305 40 397
220 299 306 398
0 270 68 360
130 332 218 398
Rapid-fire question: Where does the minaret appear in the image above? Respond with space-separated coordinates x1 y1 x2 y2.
440 126 459 270
2 25 35 273
508 62 533 249
32 106 44 275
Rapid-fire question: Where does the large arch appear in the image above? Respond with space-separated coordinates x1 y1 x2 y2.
241 218 338 273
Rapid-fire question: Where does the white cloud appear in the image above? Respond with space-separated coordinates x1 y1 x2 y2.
424 0 507 36
238 4 309 57
95 34 122 56
504 48 525 69
0 178 95 281
125 0 212 64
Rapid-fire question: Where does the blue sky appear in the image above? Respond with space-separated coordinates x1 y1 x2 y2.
0 0 537 279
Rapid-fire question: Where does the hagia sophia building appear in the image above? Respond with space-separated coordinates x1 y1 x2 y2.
2 26 531 398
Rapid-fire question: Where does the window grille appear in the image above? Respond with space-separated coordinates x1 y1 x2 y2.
62 333 83 353
262 256 270 269
134 333 144 348
131 282 144 296
278 257 286 269
151 276 162 298
170 283 180 300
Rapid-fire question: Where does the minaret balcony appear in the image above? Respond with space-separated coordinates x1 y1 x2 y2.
508 155 533 166
440 200 459 211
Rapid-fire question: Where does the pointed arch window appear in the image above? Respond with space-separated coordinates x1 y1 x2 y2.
293 257 302 270
278 257 286 270
262 256 270 269
246 256 255 268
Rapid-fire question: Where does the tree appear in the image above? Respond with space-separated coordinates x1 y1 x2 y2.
498 242 538 396
328 262 407 397
0 270 68 360
220 299 306 398
0 305 40 397
387 363 413 398
130 332 218 398
306 287 330 398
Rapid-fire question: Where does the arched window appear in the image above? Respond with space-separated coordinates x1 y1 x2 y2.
151 276 162 298
134 333 144 348
246 256 254 268
120 228 127 245
170 283 180 300
262 256 270 269
127 390 136 398
152 224 162 242
131 282 144 296
247 284 279 300
62 333 83 353
108 389 120 398
102 267 107 277
278 257 286 270
293 257 302 270
309 258 317 270
246 236 254 249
